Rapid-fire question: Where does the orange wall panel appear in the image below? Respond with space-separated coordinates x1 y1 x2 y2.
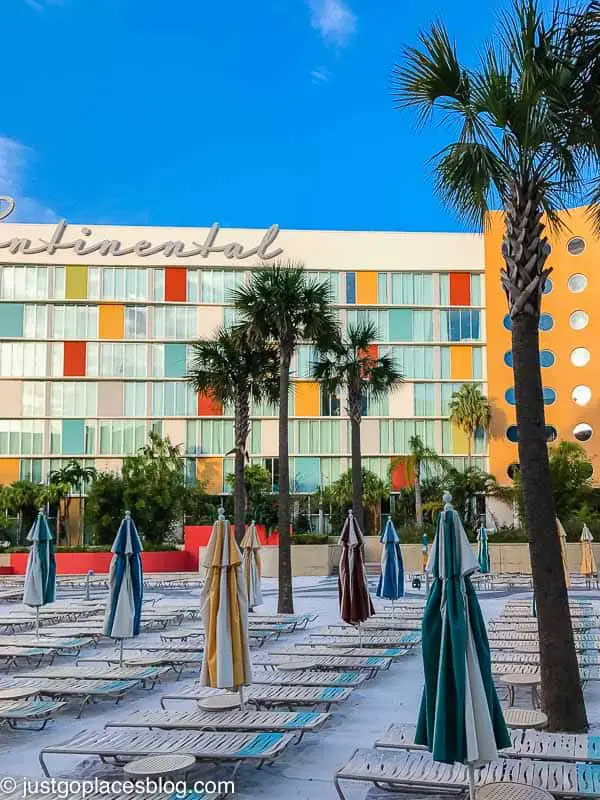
0 459 19 484
449 273 471 305
63 342 86 377
450 346 472 379
196 457 223 494
390 457 414 491
197 391 223 417
294 382 320 416
99 305 124 339
356 272 378 304
165 267 187 302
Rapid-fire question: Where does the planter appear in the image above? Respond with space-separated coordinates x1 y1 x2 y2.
198 543 341 578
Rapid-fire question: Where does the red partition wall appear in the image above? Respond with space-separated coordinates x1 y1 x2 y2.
9 550 192 575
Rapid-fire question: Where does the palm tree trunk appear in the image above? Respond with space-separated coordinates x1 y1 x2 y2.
504 182 587 731
415 457 423 527
350 402 364 531
278 351 293 613
233 394 249 543
467 433 473 470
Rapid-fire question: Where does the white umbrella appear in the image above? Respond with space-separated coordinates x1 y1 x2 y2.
240 521 263 610
23 509 56 636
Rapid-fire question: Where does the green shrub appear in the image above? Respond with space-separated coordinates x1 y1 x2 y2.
292 533 330 545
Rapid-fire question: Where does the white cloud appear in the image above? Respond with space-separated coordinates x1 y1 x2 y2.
311 68 331 83
306 0 356 46
0 136 58 223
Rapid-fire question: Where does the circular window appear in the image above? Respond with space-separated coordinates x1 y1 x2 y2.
543 387 557 404
506 426 519 442
539 313 554 331
542 277 553 294
568 273 588 293
503 314 512 331
507 463 520 480
572 385 592 406
568 237 586 255
505 388 516 405
571 347 590 367
545 425 558 442
540 350 555 367
574 422 593 442
569 310 589 330
504 351 513 367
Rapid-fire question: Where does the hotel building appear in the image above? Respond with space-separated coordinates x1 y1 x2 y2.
0 205 595 522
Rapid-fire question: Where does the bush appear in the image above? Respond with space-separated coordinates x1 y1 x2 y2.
292 533 330 545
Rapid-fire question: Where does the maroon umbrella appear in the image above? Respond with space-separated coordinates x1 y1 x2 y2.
338 510 375 632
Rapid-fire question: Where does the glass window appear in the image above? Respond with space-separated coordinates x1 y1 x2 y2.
542 277 553 294
440 347 451 378
153 306 196 339
441 309 481 341
363 388 389 416
250 421 261 454
569 310 589 331
151 269 165 301
506 425 519 442
505 388 516 405
0 266 49 300
151 382 195 416
380 419 436 453
86 343 149 377
503 314 512 331
305 271 340 302
471 274 482 305
377 273 388 304
50 383 97 416
195 270 243 303
291 420 342 455
390 346 435 379
572 385 591 406
390 273 434 305
52 305 98 339
20 458 43 482
543 387 557 404
22 382 45 416
0 420 44 455
441 382 476 415
223 307 240 329
574 422 593 441
539 313 554 331
124 307 148 339
568 274 587 293
472 348 483 379
23 305 48 339
321 388 340 417
414 384 436 416
439 274 449 305
124 382 147 416
346 309 389 340
293 346 317 379
186 420 234 455
97 420 147 455
88 268 148 300
345 272 356 304
571 347 590 367
567 237 586 256
0 343 47 377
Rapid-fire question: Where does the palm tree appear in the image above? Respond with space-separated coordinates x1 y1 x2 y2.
314 321 402 531
233 261 337 613
448 384 492 469
406 435 438 527
392 0 599 730
49 460 97 545
187 327 279 544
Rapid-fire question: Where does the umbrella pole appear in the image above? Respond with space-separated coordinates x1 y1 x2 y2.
119 638 124 666
239 687 244 709
467 763 476 800
391 600 395 619
358 622 362 649
36 606 39 637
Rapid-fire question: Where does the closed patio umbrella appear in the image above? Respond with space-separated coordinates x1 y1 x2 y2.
557 518 570 588
376 518 404 616
23 509 56 636
240 520 263 610
416 492 510 800
199 508 251 706
580 525 596 588
477 527 491 574
338 509 374 645
102 511 144 665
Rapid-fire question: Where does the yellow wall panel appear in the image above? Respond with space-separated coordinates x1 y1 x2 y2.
0 459 19 484
450 346 472 379
451 423 469 454
65 265 88 299
196 457 223 494
356 271 378 304
99 305 125 339
294 382 320 416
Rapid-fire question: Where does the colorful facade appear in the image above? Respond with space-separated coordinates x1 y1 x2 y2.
0 216 487 495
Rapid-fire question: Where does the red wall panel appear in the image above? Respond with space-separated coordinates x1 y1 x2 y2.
165 267 187 302
391 458 412 491
449 273 471 306
198 391 223 416
184 525 276 569
63 341 86 377
10 550 192 575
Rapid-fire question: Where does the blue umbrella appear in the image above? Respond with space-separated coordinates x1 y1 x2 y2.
23 509 56 635
477 527 491 574
376 518 404 615
102 511 143 664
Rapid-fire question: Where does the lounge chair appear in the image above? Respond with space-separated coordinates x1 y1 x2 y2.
333 747 600 799
334 618 422 631
252 667 366 687
78 650 203 677
0 636 93 656
16 665 169 688
253 653 392 678
105 707 331 742
0 646 56 669
19 679 141 718
0 699 66 730
275 644 410 660
310 629 421 648
161 684 353 712
246 613 319 630
39 727 295 778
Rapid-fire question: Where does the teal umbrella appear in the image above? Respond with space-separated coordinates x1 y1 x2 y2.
477 527 491 574
416 493 510 799
22 509 56 636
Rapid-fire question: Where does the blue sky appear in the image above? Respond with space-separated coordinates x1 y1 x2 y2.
3 0 503 231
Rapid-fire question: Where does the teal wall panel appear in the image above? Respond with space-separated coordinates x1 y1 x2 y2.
62 419 85 455
0 303 24 337
165 343 186 378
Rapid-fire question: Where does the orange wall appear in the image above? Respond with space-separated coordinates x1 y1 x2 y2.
485 206 600 485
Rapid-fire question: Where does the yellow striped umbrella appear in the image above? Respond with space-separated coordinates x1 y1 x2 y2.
580 525 597 578
240 521 263 610
556 518 570 589
199 509 251 701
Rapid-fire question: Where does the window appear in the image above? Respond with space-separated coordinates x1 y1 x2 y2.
506 425 557 443
503 314 512 331
50 383 97 416
569 310 589 331
441 309 481 341
573 422 593 442
507 463 520 480
377 273 434 305
539 313 554 331
124 383 147 416
186 420 234 455
567 237 586 255
572 385 591 406
389 346 435 379
571 347 590 367
151 269 165 301
543 277 553 294
124 307 148 339
540 351 555 367
52 306 98 339
568 274 587 293
0 343 47 377
321 388 340 417
505 388 516 405
362 388 389 416
186 270 243 303
0 420 44 454
294 346 317 378
441 383 483 415
152 306 196 339
291 420 342 454
440 347 451 379
151 382 195 416
305 271 340 302
543 387 556 405
87 343 149 377
380 419 436 453
0 266 50 299
389 309 433 341
23 382 46 416
345 272 356 304
20 458 43 482
88 268 148 300
23 305 48 339
414 384 436 416
250 421 261 454
97 420 147 455
472 348 483 379
470 274 482 305
346 309 389 341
